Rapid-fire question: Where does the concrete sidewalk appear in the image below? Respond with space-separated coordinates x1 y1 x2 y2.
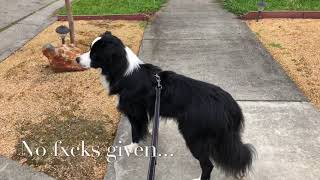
105 0 320 179
0 156 54 180
0 0 65 61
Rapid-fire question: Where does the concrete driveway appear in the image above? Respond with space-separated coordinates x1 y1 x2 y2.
0 0 64 61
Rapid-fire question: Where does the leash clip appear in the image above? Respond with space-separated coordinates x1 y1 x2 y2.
154 74 162 89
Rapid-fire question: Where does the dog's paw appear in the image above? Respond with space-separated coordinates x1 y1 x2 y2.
124 143 139 153
148 127 153 135
192 175 201 180
234 174 245 180
148 121 153 135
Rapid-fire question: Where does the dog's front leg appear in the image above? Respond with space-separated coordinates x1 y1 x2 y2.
124 113 148 153
125 121 143 153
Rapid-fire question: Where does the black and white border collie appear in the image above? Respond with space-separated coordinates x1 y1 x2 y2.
76 32 255 180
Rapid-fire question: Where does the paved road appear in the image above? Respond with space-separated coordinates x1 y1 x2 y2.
0 0 56 30
105 0 320 179
0 0 64 62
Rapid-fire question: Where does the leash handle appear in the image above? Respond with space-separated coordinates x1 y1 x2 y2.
147 74 162 180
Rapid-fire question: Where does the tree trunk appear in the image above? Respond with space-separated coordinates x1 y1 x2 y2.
65 0 76 46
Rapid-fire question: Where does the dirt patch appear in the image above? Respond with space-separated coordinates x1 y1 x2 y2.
0 20 145 179
247 19 320 109
13 116 114 179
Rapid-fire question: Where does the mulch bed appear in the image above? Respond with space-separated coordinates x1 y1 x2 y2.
247 19 320 109
0 20 145 179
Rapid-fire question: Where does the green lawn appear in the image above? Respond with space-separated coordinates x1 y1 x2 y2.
59 0 166 15
223 0 320 15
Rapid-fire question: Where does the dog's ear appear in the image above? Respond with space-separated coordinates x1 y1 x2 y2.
101 31 112 37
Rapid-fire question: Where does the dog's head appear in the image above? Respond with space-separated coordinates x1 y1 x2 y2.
77 31 143 76
76 31 128 71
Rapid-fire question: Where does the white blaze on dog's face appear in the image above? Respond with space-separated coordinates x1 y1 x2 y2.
76 32 143 76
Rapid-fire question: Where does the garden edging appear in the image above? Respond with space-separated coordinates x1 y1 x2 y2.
241 11 320 20
57 14 153 21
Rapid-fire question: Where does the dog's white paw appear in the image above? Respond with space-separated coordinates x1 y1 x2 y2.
148 121 153 135
124 143 139 153
148 127 153 135
192 175 201 180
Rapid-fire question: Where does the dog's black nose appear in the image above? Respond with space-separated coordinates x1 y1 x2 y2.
76 57 80 64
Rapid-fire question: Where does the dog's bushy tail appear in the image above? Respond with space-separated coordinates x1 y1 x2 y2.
209 132 256 177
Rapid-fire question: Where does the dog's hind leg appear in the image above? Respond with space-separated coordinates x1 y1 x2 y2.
188 141 214 180
199 156 214 180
